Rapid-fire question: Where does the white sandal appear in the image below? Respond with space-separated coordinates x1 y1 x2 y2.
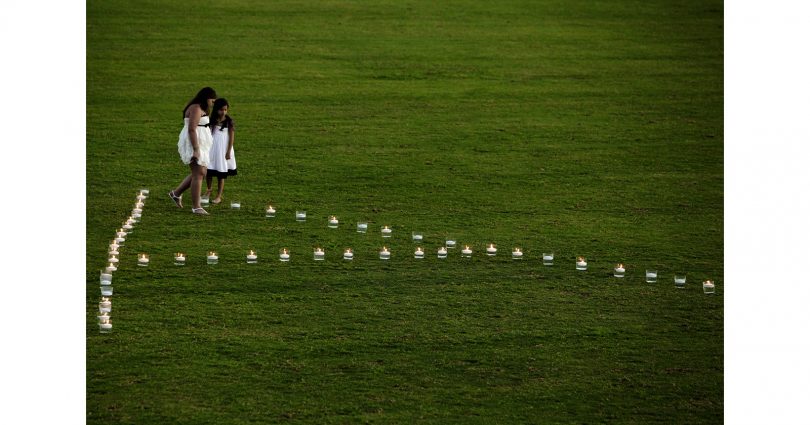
168 190 183 208
191 207 209 215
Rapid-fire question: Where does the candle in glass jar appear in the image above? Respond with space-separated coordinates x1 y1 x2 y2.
313 248 325 261
486 244 497 256
614 263 626 278
207 252 218 265
445 239 456 249
105 263 117 273
328 216 339 228
174 253 186 265
379 247 391 260
414 247 425 259
246 250 258 263
576 256 587 270
357 222 368 233
98 297 111 313
265 205 276 217
295 211 306 222
100 271 112 284
343 248 354 260
230 201 241 209
279 248 290 262
137 253 149 267
437 247 448 258
381 226 392 238
702 280 715 294
512 248 523 260
461 245 473 258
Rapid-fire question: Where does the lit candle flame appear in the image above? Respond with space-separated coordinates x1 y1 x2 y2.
249 250 255 255
616 263 623 268
578 256 585 262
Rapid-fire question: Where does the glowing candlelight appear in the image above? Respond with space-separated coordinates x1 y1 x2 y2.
207 251 218 265
137 253 149 267
328 216 339 228
265 205 276 217
279 248 290 262
174 253 186 266
343 248 354 260
614 263 626 278
379 246 391 260
437 247 448 259
381 226 392 238
105 263 117 273
98 297 111 313
486 244 497 256
414 247 425 259
107 255 119 264
313 247 325 261
702 280 715 294
246 250 258 263
461 245 473 258
512 248 523 260
576 256 587 271
98 312 112 333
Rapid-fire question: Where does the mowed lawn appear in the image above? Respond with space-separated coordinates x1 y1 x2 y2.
87 0 723 423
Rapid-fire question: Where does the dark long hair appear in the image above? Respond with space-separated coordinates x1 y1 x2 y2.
183 87 217 118
212 98 233 131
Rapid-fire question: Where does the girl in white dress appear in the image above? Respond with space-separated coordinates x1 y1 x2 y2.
204 98 237 204
168 86 217 215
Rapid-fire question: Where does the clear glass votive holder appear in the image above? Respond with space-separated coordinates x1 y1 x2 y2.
645 270 658 283
412 232 424 242
296 211 307 222
265 206 276 218
379 248 391 260
328 216 339 229
100 286 113 296
543 253 554 266
230 201 241 209
200 197 209 205
512 248 523 260
207 253 219 265
437 248 448 259
343 249 354 261
98 318 112 334
381 226 392 238
576 257 587 271
246 251 258 264
702 280 715 294
445 238 457 249
279 248 291 262
414 248 425 259
486 244 497 257
174 254 186 266
100 271 112 285
313 248 325 261
461 246 473 258
674 275 687 289
614 264 626 278
137 254 149 267
98 298 111 314
357 222 368 233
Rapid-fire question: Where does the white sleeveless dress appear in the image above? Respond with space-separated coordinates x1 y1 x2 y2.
207 123 237 178
177 115 213 167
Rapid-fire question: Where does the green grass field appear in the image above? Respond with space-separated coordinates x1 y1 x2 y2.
87 0 723 423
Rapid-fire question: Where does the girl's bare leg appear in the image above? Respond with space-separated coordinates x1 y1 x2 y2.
212 178 225 204
190 163 207 209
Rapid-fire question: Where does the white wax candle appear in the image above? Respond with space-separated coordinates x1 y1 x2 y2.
462 247 472 255
246 252 257 261
140 189 150 195
207 254 218 261
329 217 339 225
231 202 241 209
357 223 368 232
414 248 425 258
280 252 290 261
100 272 112 283
646 272 657 278
438 247 447 257
486 245 497 255
105 264 117 273
512 249 523 258
412 234 423 241
381 226 392 236
615 266 625 273
314 249 325 260
296 212 306 220
108 256 119 263
543 255 554 260
174 254 186 262
138 255 149 265
266 206 276 215
446 240 456 248
379 248 390 259
343 249 354 260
